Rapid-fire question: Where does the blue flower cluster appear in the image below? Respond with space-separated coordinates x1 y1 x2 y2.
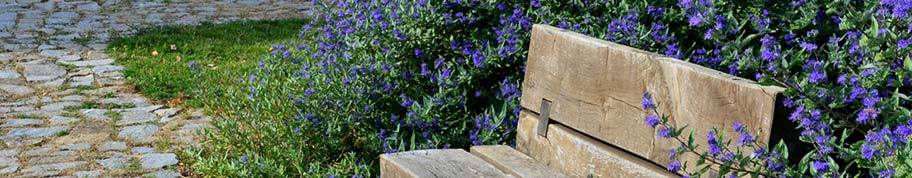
643 91 790 177
196 0 912 177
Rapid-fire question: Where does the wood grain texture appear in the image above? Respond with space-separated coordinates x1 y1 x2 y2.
470 145 568 178
515 110 677 178
521 24 785 168
379 149 514 178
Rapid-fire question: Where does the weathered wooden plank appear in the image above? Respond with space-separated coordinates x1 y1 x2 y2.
515 110 677 178
379 149 514 178
470 145 568 178
522 24 785 167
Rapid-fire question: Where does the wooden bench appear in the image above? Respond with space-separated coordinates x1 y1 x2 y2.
380 24 792 178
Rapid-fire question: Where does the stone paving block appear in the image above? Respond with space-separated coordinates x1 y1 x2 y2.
22 148 74 157
59 95 85 101
0 84 34 95
58 54 81 62
5 126 70 139
154 108 181 118
40 101 81 111
92 65 124 74
62 143 92 151
97 157 127 169
60 59 114 67
26 155 77 165
23 63 66 82
0 68 20 80
1 119 43 127
0 159 17 175
132 146 155 154
99 141 127 151
74 170 102 178
81 109 110 121
69 75 94 87
39 50 69 58
141 153 177 169
118 124 159 142
22 161 86 173
145 170 181 178
116 111 159 126
36 77 65 88
49 116 79 125
76 2 101 12
0 149 19 157
19 170 58 177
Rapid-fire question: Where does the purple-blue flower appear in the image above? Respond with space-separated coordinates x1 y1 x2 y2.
687 14 703 26
732 121 744 132
861 143 876 160
812 160 828 172
899 38 911 49
644 115 660 128
669 148 678 159
642 92 656 109
420 63 431 76
800 41 818 51
472 50 486 68
707 130 721 155
880 168 896 178
414 48 423 58
658 127 671 138
856 106 879 124
738 133 754 146
667 161 681 172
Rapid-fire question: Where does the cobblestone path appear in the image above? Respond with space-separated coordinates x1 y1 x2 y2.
0 1 311 177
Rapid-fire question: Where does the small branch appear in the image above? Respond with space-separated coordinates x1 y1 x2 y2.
670 135 775 177
651 109 776 177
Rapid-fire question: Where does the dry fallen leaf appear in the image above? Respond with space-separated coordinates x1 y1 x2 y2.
151 50 159 56
170 44 177 51
176 55 182 62
168 92 184 106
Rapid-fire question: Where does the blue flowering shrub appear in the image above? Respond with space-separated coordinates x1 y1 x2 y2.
185 0 912 177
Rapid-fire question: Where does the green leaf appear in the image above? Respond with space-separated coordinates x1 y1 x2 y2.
799 152 813 174
841 128 853 144
688 130 696 149
827 156 839 174
904 56 912 72
859 63 878 70
775 140 789 162
866 15 879 37
409 132 416 150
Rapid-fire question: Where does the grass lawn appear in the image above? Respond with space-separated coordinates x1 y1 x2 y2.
106 19 307 107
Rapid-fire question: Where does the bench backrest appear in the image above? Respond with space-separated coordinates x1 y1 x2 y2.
519 24 787 170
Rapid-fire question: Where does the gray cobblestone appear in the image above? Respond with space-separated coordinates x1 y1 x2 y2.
0 1 310 177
